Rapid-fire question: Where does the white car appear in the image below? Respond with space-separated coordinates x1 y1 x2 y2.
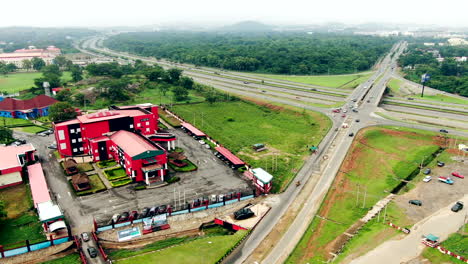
343 109 348 113
198 140 205 145
423 176 432 182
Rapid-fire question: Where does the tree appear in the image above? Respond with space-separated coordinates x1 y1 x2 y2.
42 64 62 77
55 89 73 103
49 102 77 122
0 127 13 144
73 93 89 107
70 65 83 82
144 67 167 82
22 59 32 71
0 200 7 218
31 57 46 71
5 63 17 73
53 56 69 68
99 79 130 102
172 86 189 101
167 68 182 84
180 76 194 89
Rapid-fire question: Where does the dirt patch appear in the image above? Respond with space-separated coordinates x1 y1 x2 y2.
238 146 286 161
241 97 285 112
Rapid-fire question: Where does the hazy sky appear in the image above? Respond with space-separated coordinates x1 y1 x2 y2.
2 0 467 28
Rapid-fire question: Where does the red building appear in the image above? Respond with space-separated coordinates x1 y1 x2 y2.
53 104 175 185
0 144 36 189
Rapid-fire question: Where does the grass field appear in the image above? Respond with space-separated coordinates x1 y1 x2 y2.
0 184 46 248
410 94 468 106
71 174 107 196
115 230 247 264
387 78 402 95
0 72 72 94
0 116 32 126
287 126 442 263
171 100 331 192
40 253 81 264
13 125 46 134
422 226 468 264
97 160 117 168
254 72 373 88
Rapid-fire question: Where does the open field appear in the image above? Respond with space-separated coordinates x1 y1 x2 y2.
171 100 331 192
115 230 247 264
387 78 402 95
253 72 373 88
0 184 46 248
409 94 468 106
0 72 72 94
287 126 444 263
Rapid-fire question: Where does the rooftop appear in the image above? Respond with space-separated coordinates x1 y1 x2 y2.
181 122 206 137
110 130 163 158
27 163 51 207
76 109 148 124
0 95 57 111
0 144 36 170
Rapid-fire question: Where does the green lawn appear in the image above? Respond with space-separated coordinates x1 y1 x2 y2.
0 116 32 126
0 72 72 94
97 160 117 168
422 230 468 264
287 126 442 263
71 174 107 196
254 72 373 88
40 253 81 264
171 101 331 192
168 159 198 172
14 125 46 134
77 162 94 172
115 230 247 264
410 94 468 106
387 78 402 95
104 167 127 181
0 184 46 249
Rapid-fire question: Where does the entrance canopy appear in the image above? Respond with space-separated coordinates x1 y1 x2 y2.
37 201 63 222
49 220 67 232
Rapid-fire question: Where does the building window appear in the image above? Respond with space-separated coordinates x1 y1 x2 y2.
77 128 81 132
70 129 75 133
146 128 150 132
73 148 77 153
72 139 76 143
146 121 149 125
95 150 98 153
79 147 83 151
137 123 141 127
78 138 82 142
58 130 65 140
60 143 67 150
96 156 100 161
130 124 134 129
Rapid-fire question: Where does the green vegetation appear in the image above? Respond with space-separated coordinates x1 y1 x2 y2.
0 184 46 249
110 178 133 188
0 72 72 94
171 100 331 192
106 32 394 74
0 126 14 144
409 94 468 106
168 159 198 172
383 101 468 116
0 116 32 126
77 162 94 172
104 167 127 181
166 176 181 184
115 230 247 264
97 160 117 168
422 230 468 264
14 125 46 134
287 126 442 263
255 72 373 88
399 43 468 96
159 109 181 127
70 174 106 196
40 253 81 264
387 78 402 94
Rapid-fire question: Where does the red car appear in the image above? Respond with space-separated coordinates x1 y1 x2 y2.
341 114 346 118
451 172 465 179
332 109 341 113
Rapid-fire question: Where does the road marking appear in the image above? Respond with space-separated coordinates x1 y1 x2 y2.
68 192 71 197
57 194 61 199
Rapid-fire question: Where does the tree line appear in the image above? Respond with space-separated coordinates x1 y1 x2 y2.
105 32 394 75
399 44 467 96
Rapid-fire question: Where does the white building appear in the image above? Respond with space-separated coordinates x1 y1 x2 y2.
0 46 61 68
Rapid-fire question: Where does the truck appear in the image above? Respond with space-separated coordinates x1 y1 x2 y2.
438 176 454 185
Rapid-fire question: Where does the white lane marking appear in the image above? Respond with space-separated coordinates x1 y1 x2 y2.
57 194 61 199
68 192 71 197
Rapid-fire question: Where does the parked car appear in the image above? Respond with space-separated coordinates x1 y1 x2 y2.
439 129 449 133
352 99 357 102
37 132 47 137
451 201 464 212
149 207 157 217
341 114 346 118
349 132 354 137
234 208 255 220
423 168 431 175
409 200 422 206
352 109 358 113
111 214 120 223
192 199 201 207
437 161 445 167
141 207 150 218
451 172 465 179
48 143 57 149
423 176 432 183
87 247 98 258
120 211 130 222
129 211 138 221
44 129 53 135
218 194 225 202
198 140 205 145
355 119 360 122
438 176 454 185
157 205 167 214
210 195 217 203
204 144 211 149
343 109 348 113
243 81 249 84
81 232 90 242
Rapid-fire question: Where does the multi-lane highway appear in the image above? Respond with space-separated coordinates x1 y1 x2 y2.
77 36 468 264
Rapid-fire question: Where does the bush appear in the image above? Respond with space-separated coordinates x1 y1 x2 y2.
134 185 147 191
110 178 133 187
166 176 180 184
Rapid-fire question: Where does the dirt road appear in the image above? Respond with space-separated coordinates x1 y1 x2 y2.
350 194 467 264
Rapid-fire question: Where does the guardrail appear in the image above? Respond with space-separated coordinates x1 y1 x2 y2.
0 236 71 259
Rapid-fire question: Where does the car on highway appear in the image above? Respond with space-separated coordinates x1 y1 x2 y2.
409 200 422 206
37 132 47 137
348 132 354 137
352 109 358 113
439 129 449 133
243 81 249 84
451 201 464 212
451 172 464 179
332 109 340 113
423 168 431 175
343 109 347 113
438 176 454 185
423 176 432 182
352 99 357 102
437 161 445 167
355 119 360 122
81 232 90 242
87 247 98 258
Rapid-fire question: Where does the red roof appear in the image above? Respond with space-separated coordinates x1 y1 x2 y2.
27 163 51 207
0 144 36 171
110 130 158 157
181 122 206 137
0 95 57 111
77 109 147 124
215 146 245 165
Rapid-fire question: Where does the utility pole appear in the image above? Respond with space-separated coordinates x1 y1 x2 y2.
383 203 388 223
362 186 367 209
356 184 360 207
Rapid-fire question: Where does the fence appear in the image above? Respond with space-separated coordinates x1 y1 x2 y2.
0 236 71 259
96 194 255 233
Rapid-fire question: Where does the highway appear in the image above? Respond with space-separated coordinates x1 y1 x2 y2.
77 37 468 263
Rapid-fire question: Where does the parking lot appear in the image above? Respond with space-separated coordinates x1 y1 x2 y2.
394 157 467 222
78 126 252 224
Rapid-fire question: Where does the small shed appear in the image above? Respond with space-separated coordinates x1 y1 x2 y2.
64 158 78 175
252 143 267 152
71 173 91 191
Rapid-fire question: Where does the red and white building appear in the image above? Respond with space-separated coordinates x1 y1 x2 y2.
0 144 36 189
53 104 175 185
0 46 61 68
